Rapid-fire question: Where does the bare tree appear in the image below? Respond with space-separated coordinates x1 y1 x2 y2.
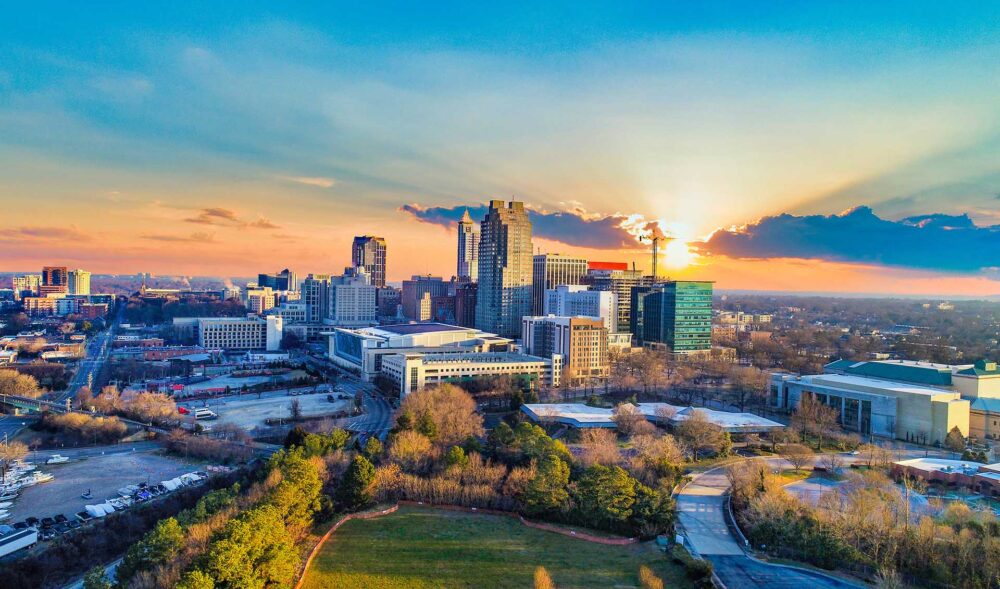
612 403 647 437
820 452 844 473
792 393 839 450
578 428 622 467
780 443 814 471
0 441 28 484
676 410 724 460
289 398 302 421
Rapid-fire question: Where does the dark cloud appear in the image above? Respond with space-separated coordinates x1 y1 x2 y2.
184 208 281 230
399 203 642 249
0 226 91 241
698 206 1000 273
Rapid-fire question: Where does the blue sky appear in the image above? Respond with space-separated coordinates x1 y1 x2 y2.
1 2 998 293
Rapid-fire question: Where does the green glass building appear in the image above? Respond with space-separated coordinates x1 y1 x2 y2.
630 280 713 353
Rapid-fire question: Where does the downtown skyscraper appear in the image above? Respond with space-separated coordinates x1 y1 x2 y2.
475 200 533 339
456 209 479 281
351 236 387 288
531 253 588 315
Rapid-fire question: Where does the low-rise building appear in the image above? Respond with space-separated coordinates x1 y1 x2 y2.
521 315 609 384
892 458 1000 498
520 402 785 434
174 315 283 351
329 322 512 380
382 351 561 397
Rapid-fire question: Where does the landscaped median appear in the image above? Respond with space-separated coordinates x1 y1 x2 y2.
297 503 694 589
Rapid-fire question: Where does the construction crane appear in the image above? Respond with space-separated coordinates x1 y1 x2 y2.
639 234 665 281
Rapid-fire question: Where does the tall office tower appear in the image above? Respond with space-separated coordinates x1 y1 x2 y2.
585 264 651 333
12 274 42 300
531 254 588 315
401 275 449 321
352 236 387 288
456 209 480 281
257 268 297 291
328 267 377 326
454 282 478 328
40 266 69 296
475 200 533 338
544 284 618 333
630 280 714 353
301 274 332 322
67 269 91 296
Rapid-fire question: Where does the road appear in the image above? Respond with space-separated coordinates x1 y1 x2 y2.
348 391 393 440
676 448 946 589
676 457 863 588
64 558 121 589
58 303 125 402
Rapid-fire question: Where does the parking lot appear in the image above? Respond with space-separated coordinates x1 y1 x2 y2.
7 450 204 523
183 389 353 431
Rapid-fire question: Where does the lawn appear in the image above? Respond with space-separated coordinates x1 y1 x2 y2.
301 506 693 589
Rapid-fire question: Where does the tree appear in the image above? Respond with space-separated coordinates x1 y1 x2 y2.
944 426 965 454
445 445 469 468
0 369 41 398
522 454 570 515
578 428 622 467
388 430 433 472
289 398 302 421
780 443 814 471
574 465 637 529
675 410 725 460
0 441 28 484
284 425 309 449
534 566 556 589
175 570 215 589
117 517 185 583
337 455 376 510
792 394 839 450
400 383 483 446
82 566 112 589
203 505 298 588
416 410 438 440
612 403 647 437
639 565 664 589
363 437 383 462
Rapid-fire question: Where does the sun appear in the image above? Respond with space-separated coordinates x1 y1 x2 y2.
661 237 697 269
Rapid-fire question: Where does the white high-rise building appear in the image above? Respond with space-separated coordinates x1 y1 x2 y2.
327 267 377 327
456 209 479 281
67 269 91 296
475 201 533 339
244 284 277 314
190 315 283 351
532 254 588 315
544 285 618 333
12 274 42 300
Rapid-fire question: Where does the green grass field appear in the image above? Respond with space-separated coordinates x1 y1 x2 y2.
301 506 693 589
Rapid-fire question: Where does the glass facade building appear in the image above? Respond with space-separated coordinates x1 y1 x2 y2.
630 280 713 353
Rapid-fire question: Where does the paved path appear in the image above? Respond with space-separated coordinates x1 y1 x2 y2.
676 457 863 589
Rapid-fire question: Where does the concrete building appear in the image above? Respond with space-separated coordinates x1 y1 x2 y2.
244 285 277 314
476 200 533 339
266 302 308 324
40 266 69 296
23 295 80 317
544 284 618 333
301 274 332 322
328 269 377 326
329 322 512 380
456 209 479 281
67 269 91 295
892 458 1000 498
454 282 477 328
631 281 713 353
584 267 651 333
382 351 561 397
521 315 609 384
532 254 588 315
257 269 297 292
352 235 387 288
11 274 41 300
401 275 449 321
771 364 971 444
376 286 402 320
175 315 283 351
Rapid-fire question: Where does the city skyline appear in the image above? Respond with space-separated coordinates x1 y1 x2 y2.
2 4 999 295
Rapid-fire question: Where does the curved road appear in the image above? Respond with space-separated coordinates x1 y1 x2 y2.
676 457 863 589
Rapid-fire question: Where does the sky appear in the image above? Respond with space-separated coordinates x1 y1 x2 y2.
1 2 999 295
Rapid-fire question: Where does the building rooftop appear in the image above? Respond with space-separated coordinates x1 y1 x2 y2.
375 322 473 336
520 404 616 427
824 358 971 387
800 373 958 398
635 403 785 430
895 457 987 475
956 360 1000 377
970 398 1000 413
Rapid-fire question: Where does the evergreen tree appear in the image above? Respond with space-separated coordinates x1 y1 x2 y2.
337 455 376 510
523 454 570 515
